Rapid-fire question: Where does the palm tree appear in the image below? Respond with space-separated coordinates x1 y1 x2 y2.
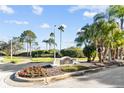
108 5 124 30
50 32 55 49
75 24 97 62
42 40 49 50
49 32 57 50
75 6 124 63
108 5 124 59
42 33 57 50
50 32 55 38
93 13 107 62
75 11 123 63
58 25 64 53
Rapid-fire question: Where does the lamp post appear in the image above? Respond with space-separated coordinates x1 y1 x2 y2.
53 25 56 65
11 38 13 60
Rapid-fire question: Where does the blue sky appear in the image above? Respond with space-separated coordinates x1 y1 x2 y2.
0 5 108 49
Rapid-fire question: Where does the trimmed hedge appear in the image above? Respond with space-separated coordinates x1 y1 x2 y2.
60 47 84 58
17 49 61 58
17 48 84 58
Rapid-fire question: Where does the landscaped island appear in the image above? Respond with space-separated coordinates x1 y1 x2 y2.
18 65 90 78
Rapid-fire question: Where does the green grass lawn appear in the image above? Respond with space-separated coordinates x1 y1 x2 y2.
2 56 99 64
61 65 89 72
2 56 31 64
31 57 54 63
2 56 54 64
74 57 99 62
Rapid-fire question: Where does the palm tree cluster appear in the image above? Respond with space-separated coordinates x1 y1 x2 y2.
42 25 65 52
42 32 57 50
75 5 124 63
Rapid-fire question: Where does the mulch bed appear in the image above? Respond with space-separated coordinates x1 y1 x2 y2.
46 67 65 77
18 65 65 78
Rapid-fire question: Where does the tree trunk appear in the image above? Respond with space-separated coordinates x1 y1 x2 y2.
111 48 116 60
27 42 29 56
98 46 103 63
46 43 48 50
29 43 32 57
113 49 116 60
98 52 102 63
60 31 62 53
46 43 47 50
115 47 119 59
103 47 109 62
49 44 51 50
120 18 123 59
119 48 123 59
120 18 123 30
87 57 91 62
92 54 96 62
108 48 112 62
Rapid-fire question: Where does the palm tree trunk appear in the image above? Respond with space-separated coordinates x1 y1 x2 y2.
113 48 116 60
98 47 103 63
115 47 119 59
120 18 123 30
108 48 112 62
92 53 96 62
119 48 123 59
49 44 50 50
46 43 47 50
60 31 62 53
120 18 124 59
87 57 91 62
103 47 109 62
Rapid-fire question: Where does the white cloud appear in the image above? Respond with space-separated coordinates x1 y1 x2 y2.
69 5 108 13
68 6 85 13
61 24 67 28
40 23 50 29
4 20 29 25
0 5 14 14
32 5 43 15
83 11 97 17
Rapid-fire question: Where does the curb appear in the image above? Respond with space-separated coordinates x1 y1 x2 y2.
14 66 108 84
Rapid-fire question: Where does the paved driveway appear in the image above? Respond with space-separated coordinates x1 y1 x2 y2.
40 67 124 88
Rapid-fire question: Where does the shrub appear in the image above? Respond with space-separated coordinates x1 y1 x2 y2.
18 66 48 78
60 47 83 58
10 61 16 64
16 49 61 58
83 44 96 62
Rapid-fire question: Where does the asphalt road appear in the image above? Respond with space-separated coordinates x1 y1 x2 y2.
41 66 124 88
